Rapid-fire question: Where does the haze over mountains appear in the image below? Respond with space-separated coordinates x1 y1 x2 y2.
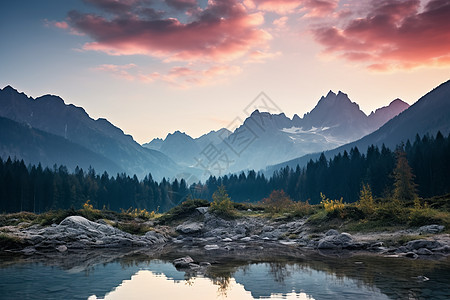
145 91 409 174
268 79 450 174
0 86 182 180
7 79 450 183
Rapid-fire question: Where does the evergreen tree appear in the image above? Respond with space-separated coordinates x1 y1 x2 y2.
393 148 418 202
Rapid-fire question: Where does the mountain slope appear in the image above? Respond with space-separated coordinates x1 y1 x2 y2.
0 86 180 179
0 116 122 173
146 91 409 176
267 80 450 174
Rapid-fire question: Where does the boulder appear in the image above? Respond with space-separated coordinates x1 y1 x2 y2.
22 216 168 252
419 225 445 234
176 222 204 234
406 239 443 251
173 256 194 268
317 233 354 250
325 229 339 236
416 248 433 255
196 207 209 214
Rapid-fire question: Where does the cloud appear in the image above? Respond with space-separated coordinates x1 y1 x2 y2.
165 0 198 10
54 21 69 29
245 50 281 63
312 0 450 70
272 16 288 30
94 63 138 80
250 0 337 16
93 63 242 88
67 0 271 63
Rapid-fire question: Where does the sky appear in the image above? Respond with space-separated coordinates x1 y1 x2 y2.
1 0 449 144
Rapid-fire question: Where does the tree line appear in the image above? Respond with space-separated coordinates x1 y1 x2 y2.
0 132 449 213
193 131 450 204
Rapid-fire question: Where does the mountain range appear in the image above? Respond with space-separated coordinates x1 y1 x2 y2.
144 91 409 175
3 79 448 182
267 79 450 174
0 86 183 180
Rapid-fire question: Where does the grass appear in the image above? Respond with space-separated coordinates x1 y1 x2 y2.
1 193 449 237
157 198 209 225
116 221 154 235
0 233 27 250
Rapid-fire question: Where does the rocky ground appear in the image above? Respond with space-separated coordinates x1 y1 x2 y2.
1 206 449 261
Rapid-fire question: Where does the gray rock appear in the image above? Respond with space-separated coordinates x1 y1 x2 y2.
433 245 450 253
419 225 444 234
396 246 408 253
317 233 354 249
21 246 37 255
240 237 252 242
404 252 418 259
262 225 274 232
21 216 168 252
416 248 433 255
196 207 209 214
204 244 220 250
56 245 67 253
406 239 443 250
325 229 339 236
235 225 247 235
176 222 204 234
173 256 194 268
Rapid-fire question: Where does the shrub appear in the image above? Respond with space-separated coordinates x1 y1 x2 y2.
116 221 153 235
358 184 375 215
290 200 314 218
261 190 292 213
320 193 345 213
158 198 209 224
37 209 77 226
340 205 365 221
80 200 103 221
210 185 235 218
373 200 408 225
0 233 27 250
408 207 449 227
120 208 155 220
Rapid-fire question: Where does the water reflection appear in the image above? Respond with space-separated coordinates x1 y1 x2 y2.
0 249 449 300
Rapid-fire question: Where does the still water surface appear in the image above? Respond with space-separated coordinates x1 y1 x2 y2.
1 251 449 300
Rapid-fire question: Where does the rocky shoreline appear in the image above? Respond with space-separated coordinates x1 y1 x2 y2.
1 207 449 261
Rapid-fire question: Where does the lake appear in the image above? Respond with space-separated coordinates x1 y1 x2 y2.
1 248 449 300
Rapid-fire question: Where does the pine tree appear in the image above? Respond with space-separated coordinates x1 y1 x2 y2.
393 148 418 203
358 183 375 214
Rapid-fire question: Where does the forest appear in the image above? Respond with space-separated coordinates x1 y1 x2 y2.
0 132 449 213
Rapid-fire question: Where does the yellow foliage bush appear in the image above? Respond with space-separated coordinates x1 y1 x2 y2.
121 207 155 219
358 184 375 215
83 200 94 211
320 193 344 212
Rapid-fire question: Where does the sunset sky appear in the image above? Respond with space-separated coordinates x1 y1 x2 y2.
1 0 449 144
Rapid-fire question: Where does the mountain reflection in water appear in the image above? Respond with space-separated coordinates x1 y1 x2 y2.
0 249 449 300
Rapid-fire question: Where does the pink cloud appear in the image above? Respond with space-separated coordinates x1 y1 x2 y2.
93 63 242 88
251 0 337 16
94 63 138 80
163 65 243 88
54 21 69 29
312 0 450 70
67 0 271 62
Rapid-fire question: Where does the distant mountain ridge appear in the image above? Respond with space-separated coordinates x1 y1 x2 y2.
0 86 183 179
145 91 409 175
267 79 450 174
0 84 413 180
0 116 123 174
